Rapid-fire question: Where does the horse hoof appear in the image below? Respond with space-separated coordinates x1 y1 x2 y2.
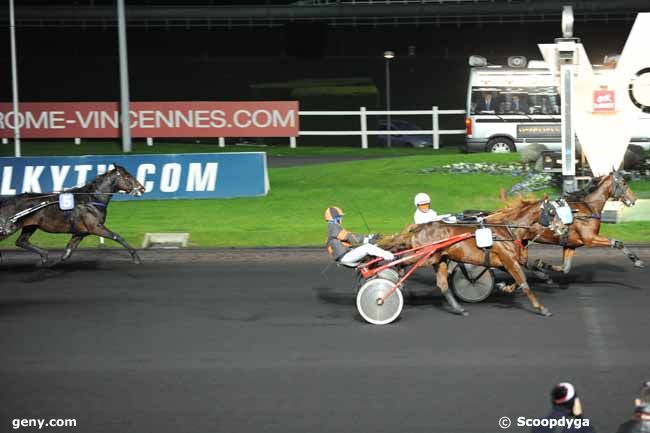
132 255 142 265
545 279 555 285
450 308 468 316
634 260 645 268
539 307 552 317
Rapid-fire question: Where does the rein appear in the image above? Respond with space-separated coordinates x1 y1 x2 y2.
441 222 536 229
13 192 127 199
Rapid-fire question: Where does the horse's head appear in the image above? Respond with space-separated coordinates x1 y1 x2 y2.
538 197 567 237
110 165 145 196
610 170 637 207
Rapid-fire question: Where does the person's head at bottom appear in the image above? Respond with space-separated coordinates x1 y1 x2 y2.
552 382 582 417
634 381 650 417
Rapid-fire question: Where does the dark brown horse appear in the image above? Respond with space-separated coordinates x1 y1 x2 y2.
378 198 566 316
0 165 145 265
533 171 643 274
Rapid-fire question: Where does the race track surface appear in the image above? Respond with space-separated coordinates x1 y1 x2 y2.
1 246 649 433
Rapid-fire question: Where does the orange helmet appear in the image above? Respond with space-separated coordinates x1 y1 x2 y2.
324 206 344 221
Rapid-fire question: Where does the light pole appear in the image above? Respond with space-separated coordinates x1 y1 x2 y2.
558 6 578 194
9 0 21 157
383 50 395 148
117 0 132 153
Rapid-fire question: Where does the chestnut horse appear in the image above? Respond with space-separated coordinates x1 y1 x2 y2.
378 198 566 317
0 165 145 265
533 171 643 274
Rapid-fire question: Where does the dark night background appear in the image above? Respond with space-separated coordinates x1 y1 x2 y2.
0 1 644 143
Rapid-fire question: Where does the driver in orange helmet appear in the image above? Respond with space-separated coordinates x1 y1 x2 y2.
325 206 394 267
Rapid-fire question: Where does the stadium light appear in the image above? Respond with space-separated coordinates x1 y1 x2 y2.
9 0 21 157
383 51 395 147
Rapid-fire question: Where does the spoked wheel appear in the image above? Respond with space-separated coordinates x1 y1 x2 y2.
356 278 403 325
450 263 495 303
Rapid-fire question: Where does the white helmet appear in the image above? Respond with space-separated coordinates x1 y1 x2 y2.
414 192 431 207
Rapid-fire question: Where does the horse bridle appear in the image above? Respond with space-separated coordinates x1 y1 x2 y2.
612 172 631 204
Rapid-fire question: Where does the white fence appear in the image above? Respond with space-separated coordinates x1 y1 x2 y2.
289 106 466 149
32 106 466 149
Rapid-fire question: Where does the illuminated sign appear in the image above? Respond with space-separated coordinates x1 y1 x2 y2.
593 89 616 113
0 101 299 138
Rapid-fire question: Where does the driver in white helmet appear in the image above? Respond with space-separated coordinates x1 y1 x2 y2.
413 192 439 224
325 206 394 267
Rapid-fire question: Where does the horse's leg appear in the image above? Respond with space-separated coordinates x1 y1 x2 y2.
15 226 49 265
61 234 89 262
583 234 644 268
1 228 20 265
499 282 518 293
87 224 141 264
434 261 467 316
525 262 555 283
560 248 575 273
609 239 644 268
534 255 568 273
497 248 551 317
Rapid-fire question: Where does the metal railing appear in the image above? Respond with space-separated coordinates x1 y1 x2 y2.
288 106 466 149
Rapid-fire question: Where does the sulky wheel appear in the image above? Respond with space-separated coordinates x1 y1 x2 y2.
450 263 495 303
376 268 400 284
356 278 403 325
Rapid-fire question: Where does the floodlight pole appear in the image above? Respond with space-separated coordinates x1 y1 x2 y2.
9 0 21 157
558 6 578 194
383 51 395 148
117 0 132 153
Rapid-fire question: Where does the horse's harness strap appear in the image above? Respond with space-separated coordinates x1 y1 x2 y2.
482 248 490 267
9 200 56 224
568 198 603 221
574 214 601 220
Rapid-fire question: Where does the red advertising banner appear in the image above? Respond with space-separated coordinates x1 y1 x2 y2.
593 89 615 113
0 101 299 138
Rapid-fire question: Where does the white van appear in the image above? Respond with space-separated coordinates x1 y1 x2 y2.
464 60 650 153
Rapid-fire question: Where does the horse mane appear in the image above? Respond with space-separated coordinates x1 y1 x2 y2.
498 195 538 211
564 175 606 201
377 223 423 251
486 195 539 221
69 168 116 193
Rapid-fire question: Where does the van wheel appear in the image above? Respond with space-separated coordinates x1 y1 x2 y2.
487 138 515 153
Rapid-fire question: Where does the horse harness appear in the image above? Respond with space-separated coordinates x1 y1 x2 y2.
2 194 109 236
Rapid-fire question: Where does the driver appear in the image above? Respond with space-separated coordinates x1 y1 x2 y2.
325 206 394 267
413 192 439 224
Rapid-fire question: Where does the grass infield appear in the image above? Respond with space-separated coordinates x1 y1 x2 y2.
0 143 648 248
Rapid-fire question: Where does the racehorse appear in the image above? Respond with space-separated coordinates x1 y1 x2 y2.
532 171 643 274
0 165 145 265
378 198 566 316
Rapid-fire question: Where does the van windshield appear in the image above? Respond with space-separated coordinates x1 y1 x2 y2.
470 86 560 115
